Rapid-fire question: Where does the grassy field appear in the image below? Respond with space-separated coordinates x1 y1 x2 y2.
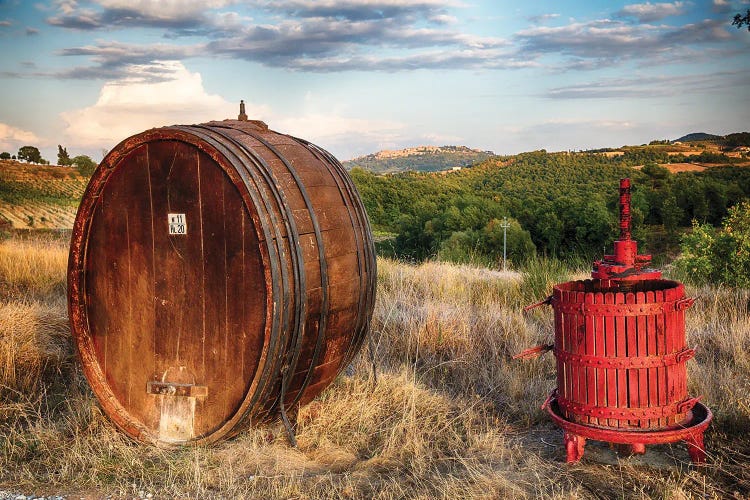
0 234 748 499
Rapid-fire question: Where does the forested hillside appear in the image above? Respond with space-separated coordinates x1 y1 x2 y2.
351 150 750 267
669 131 750 146
675 132 723 142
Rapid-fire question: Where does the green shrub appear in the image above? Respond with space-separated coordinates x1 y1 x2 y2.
674 201 750 287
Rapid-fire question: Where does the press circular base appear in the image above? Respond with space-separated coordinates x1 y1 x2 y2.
545 395 712 464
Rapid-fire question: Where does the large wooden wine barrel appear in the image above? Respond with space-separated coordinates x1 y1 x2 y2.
68 117 376 446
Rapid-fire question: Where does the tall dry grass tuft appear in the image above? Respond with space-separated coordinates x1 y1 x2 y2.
0 236 749 498
683 284 750 432
0 234 73 402
0 236 68 299
0 300 72 395
369 258 557 423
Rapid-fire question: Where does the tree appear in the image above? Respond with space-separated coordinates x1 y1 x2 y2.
0 152 10 160
478 218 536 267
661 194 682 236
72 155 97 176
641 163 670 188
17 145 43 163
57 145 72 166
723 132 750 149
437 231 479 264
733 10 750 31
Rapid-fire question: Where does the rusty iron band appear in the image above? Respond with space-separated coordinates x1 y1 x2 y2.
239 128 330 409
557 395 701 420
554 347 695 369
554 298 694 316
290 136 374 370
306 141 376 367
195 125 308 420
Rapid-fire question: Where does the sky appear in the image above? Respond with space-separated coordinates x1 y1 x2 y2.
0 0 748 162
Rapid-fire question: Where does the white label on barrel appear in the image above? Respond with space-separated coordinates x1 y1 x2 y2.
168 213 187 235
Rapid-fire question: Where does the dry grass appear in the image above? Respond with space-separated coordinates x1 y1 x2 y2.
684 285 750 432
0 236 69 299
0 236 748 499
0 300 71 395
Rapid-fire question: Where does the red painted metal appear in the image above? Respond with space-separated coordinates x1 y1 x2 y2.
545 399 712 464
592 179 661 281
521 178 712 464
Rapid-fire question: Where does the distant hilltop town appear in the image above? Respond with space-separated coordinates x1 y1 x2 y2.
342 145 495 174
369 145 492 160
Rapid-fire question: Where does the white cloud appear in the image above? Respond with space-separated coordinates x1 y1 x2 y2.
48 0 239 30
96 0 237 17
277 114 402 141
59 60 406 160
494 119 649 153
274 113 405 159
49 0 505 72
428 14 458 24
54 0 79 16
515 17 730 67
547 70 748 99
60 61 263 149
527 13 560 24
418 132 464 144
0 123 41 153
712 0 731 13
253 0 462 18
617 2 685 22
